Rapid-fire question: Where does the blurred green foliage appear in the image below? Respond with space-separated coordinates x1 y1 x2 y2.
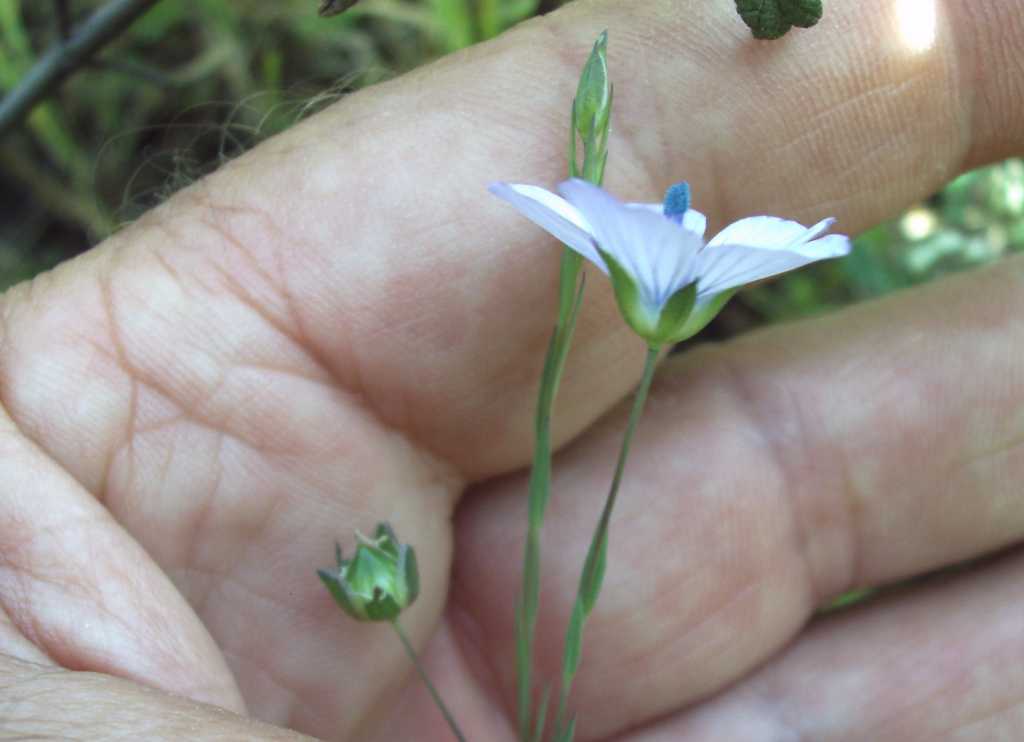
1 0 1022 333
740 159 1024 325
0 0 545 289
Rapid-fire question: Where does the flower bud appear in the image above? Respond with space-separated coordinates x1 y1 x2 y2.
573 31 611 148
318 522 419 622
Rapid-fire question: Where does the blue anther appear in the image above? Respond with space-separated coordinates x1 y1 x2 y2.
663 182 691 223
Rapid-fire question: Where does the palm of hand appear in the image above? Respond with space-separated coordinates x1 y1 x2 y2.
2 1 1024 740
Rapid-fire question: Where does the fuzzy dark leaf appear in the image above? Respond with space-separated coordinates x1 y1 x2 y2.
780 0 824 27
318 0 357 17
735 0 823 39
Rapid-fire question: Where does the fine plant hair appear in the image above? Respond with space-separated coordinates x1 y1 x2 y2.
108 70 369 230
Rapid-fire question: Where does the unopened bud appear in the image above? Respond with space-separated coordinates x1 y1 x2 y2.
318 522 420 622
573 31 611 147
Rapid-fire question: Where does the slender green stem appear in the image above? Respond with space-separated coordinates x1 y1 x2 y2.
392 619 467 742
517 268 584 741
593 345 659 527
552 345 660 740
519 34 611 738
517 101 606 742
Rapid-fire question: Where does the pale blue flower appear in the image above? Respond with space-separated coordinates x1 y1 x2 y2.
489 178 851 345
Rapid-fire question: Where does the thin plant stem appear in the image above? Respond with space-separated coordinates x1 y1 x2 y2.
517 257 583 741
552 345 660 740
391 619 468 742
516 100 607 742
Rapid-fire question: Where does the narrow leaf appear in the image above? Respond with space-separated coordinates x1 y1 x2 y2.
515 598 532 740
561 600 587 680
561 716 577 742
578 523 608 614
530 684 552 742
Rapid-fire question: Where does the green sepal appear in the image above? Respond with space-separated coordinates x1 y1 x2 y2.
364 590 402 622
318 522 419 623
375 522 400 558
598 248 658 341
399 543 420 606
598 250 702 346
673 288 738 342
318 568 365 620
650 282 698 346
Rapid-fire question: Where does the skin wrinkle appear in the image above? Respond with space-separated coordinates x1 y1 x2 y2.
631 571 769 687
222 651 307 734
0 0 1019 732
0 200 457 719
182 434 226 614
99 270 137 510
779 354 861 601
193 202 320 366
0 511 112 601
93 235 360 464
2 524 154 678
172 564 330 728
236 152 458 463
0 655 309 740
948 678 1024 739
953 1 1017 168
711 348 845 606
442 600 516 742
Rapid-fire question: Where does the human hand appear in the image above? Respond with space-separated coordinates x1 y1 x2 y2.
1 1 1022 739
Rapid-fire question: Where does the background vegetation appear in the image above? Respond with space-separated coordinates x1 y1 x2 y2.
1 0 1022 332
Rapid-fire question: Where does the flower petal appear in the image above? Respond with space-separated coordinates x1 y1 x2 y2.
625 203 708 238
706 215 836 252
488 182 606 271
682 208 708 238
696 230 851 297
558 179 702 307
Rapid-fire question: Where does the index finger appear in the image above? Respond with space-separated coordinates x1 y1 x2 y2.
3 0 1019 488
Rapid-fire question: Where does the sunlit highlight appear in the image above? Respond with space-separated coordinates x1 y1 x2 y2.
900 207 938 241
895 0 937 54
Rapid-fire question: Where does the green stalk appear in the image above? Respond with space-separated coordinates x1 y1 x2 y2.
517 34 611 741
516 204 583 742
392 619 467 742
552 346 660 741
516 116 609 742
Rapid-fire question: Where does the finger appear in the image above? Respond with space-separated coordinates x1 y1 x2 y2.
628 549 1024 741
0 0 1018 736
0 406 245 712
454 256 1024 739
2 0 1021 483
0 184 462 738
0 653 309 740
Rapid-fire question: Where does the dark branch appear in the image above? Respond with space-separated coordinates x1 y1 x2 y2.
56 0 72 39
0 0 162 138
